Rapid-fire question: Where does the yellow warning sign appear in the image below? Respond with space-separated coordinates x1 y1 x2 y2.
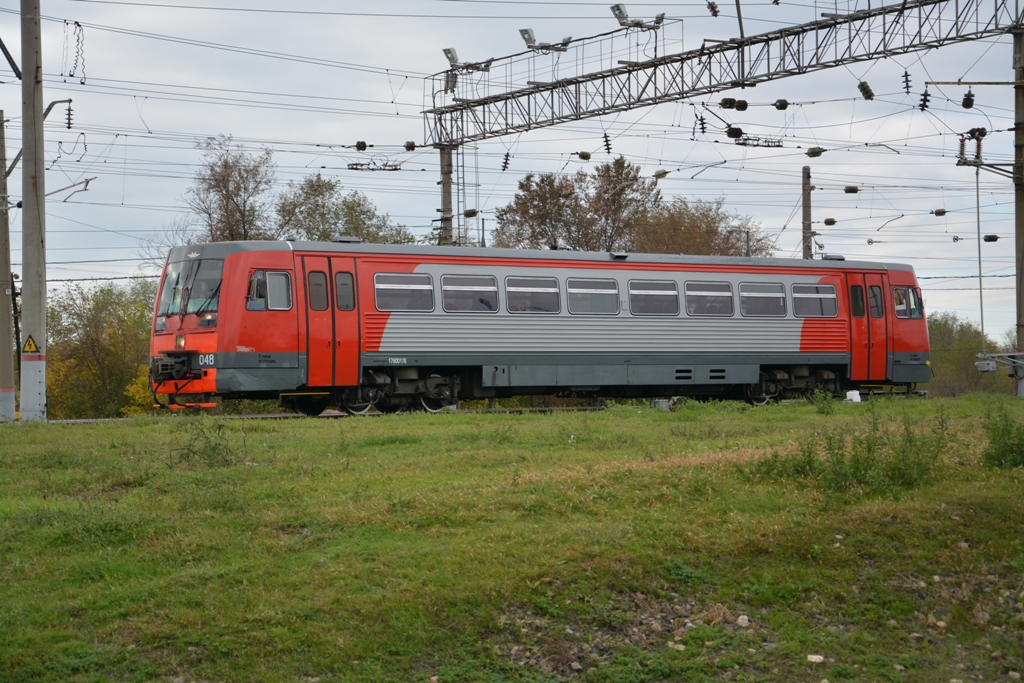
22 335 39 354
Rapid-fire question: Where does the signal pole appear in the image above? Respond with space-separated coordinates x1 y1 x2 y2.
0 113 14 422
438 146 454 246
802 166 813 259
20 0 47 421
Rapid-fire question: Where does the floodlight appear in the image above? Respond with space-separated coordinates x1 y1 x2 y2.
560 36 572 45
653 12 666 25
443 48 459 66
611 4 629 24
520 28 536 46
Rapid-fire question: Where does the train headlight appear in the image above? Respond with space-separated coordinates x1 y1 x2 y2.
175 335 186 350
198 312 218 328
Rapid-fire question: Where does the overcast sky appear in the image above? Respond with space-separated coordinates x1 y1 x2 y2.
0 0 1019 338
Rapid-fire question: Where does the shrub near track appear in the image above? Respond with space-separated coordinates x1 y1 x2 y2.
0 397 1022 682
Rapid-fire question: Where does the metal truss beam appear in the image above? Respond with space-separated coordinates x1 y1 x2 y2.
425 0 1023 146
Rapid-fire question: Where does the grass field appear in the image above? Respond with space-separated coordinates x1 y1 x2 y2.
1 396 1023 683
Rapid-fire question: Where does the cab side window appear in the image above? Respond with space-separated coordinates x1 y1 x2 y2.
247 270 267 311
893 286 924 319
248 270 292 311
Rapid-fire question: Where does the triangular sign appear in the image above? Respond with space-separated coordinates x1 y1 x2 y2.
22 335 39 353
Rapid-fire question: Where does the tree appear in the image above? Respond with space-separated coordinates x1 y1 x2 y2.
634 197 773 257
494 157 661 252
276 173 414 244
46 280 158 419
186 135 277 242
926 311 1011 396
493 158 769 256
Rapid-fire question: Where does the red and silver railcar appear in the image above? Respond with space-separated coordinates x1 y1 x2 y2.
149 240 930 414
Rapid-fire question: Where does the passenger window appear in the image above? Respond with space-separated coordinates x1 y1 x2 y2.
506 276 559 313
335 272 355 311
684 282 732 316
567 278 618 315
374 273 434 312
793 284 838 318
868 285 884 318
850 285 865 318
267 272 292 311
630 280 679 315
442 275 498 313
739 283 786 317
247 270 267 311
308 272 329 311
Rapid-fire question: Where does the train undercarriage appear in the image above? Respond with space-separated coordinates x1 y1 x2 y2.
262 363 910 416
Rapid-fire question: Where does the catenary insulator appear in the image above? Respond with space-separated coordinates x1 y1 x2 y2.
933 208 947 217
823 218 837 226
578 151 591 161
735 100 748 111
806 147 824 158
984 234 1000 242
962 89 975 109
773 99 789 110
858 81 874 100
356 141 368 151
720 97 737 109
404 141 417 151
844 186 859 194
726 126 743 139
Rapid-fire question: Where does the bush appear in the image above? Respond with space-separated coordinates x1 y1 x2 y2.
982 406 1024 468
169 417 237 467
812 389 836 416
747 407 947 496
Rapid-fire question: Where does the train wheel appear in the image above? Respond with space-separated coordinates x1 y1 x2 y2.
743 384 770 406
293 396 330 417
340 388 374 415
419 395 446 413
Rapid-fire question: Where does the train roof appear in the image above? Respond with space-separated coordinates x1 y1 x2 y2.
166 240 914 272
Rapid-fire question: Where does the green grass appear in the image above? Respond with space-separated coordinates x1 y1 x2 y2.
1 395 1023 682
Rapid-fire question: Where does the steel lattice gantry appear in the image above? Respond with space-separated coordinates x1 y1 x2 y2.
424 0 1022 146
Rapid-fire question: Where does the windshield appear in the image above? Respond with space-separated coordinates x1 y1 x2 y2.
156 261 191 317
185 259 224 315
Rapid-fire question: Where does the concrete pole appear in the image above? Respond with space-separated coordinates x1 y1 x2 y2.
20 0 46 421
1014 30 1024 397
0 113 14 422
439 146 454 246
802 165 813 259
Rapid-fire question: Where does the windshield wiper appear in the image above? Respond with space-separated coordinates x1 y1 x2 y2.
192 281 222 317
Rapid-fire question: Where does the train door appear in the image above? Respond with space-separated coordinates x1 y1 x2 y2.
865 273 889 381
847 274 869 380
330 256 360 386
303 256 334 387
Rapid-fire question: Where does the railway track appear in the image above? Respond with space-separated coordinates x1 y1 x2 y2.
43 405 608 425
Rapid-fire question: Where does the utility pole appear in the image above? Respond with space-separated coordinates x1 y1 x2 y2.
1014 29 1024 397
802 166 813 260
0 113 14 422
438 146 454 246
20 0 46 421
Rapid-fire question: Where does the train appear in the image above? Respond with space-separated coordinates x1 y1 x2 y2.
149 239 930 415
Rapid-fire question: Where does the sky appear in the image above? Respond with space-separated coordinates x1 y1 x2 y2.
0 0 1020 340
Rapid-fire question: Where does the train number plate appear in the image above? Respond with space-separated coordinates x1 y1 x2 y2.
388 357 407 364
198 354 216 367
